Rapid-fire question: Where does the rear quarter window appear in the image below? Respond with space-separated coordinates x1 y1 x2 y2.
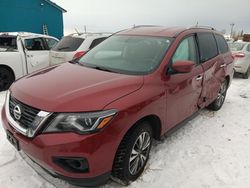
215 34 229 54
52 36 84 52
197 33 218 62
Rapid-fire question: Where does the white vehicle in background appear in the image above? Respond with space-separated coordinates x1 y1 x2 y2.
49 33 111 64
0 32 58 91
229 41 250 78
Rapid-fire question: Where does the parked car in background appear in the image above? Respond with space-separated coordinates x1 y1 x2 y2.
1 26 234 186
229 41 250 78
0 32 58 91
49 33 111 64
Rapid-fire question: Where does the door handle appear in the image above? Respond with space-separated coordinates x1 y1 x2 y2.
196 75 203 81
220 64 226 68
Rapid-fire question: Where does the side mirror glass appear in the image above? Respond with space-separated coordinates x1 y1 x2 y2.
172 60 195 73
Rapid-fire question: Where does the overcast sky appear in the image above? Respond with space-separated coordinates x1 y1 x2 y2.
52 0 250 35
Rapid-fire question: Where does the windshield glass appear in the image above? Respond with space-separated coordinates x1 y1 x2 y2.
78 35 172 75
229 42 246 51
0 36 17 51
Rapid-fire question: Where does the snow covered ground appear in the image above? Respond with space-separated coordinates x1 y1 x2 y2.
1 77 250 188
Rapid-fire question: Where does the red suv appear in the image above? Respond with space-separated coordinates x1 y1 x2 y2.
1 26 233 186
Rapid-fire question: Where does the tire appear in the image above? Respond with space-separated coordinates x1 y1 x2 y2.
243 66 250 79
0 67 15 91
112 122 153 184
207 80 228 111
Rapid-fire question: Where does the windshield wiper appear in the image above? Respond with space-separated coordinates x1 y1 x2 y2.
69 59 79 64
83 64 115 73
93 66 114 72
57 46 70 51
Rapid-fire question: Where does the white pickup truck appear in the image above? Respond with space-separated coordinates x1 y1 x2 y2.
0 32 59 91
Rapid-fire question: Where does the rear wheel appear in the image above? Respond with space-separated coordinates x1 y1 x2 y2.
112 122 152 184
243 66 250 79
0 67 15 91
207 80 228 111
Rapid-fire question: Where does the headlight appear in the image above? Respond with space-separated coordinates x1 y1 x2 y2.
43 109 117 134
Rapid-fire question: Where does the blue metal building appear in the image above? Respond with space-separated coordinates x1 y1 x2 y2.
0 0 66 39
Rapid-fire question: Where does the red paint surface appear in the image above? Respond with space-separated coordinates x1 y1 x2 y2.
1 27 234 181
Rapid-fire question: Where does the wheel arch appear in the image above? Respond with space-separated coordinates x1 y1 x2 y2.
124 114 162 141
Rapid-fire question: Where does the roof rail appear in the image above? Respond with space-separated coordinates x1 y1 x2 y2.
68 32 112 37
132 25 161 29
173 25 217 37
189 25 215 30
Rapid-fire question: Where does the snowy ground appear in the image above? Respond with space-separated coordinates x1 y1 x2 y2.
1 77 250 188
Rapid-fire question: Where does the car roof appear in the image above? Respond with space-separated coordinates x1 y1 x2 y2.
117 26 219 37
67 33 112 39
0 32 57 39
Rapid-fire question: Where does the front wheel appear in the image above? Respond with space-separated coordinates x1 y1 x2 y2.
112 122 152 184
207 80 228 111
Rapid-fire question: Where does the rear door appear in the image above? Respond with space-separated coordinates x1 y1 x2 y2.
23 37 50 73
166 35 204 128
196 33 223 108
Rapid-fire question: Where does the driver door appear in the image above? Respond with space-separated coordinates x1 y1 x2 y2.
23 37 50 73
165 35 204 129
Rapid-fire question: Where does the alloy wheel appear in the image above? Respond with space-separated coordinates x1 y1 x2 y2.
216 82 227 107
129 132 151 175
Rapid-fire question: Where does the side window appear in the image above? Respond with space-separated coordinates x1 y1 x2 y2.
197 33 218 62
215 34 229 54
89 37 107 49
45 38 58 50
25 38 46 51
172 36 198 64
0 36 17 50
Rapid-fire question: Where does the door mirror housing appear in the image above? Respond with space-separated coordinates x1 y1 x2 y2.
172 60 195 73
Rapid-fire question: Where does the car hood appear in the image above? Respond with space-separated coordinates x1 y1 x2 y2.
10 63 143 112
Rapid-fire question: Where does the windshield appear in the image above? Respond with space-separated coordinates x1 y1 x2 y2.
0 36 17 51
229 42 246 51
52 36 84 52
78 35 172 75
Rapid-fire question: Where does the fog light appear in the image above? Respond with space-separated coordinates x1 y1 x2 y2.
53 157 89 173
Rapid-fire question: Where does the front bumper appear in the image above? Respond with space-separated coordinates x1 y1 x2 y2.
20 151 110 187
1 106 119 186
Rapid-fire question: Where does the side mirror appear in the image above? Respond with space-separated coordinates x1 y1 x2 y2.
172 60 195 73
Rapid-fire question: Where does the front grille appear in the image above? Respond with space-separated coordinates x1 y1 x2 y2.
9 96 40 129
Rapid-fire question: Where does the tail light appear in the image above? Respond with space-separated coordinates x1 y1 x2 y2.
233 52 245 58
73 51 86 60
